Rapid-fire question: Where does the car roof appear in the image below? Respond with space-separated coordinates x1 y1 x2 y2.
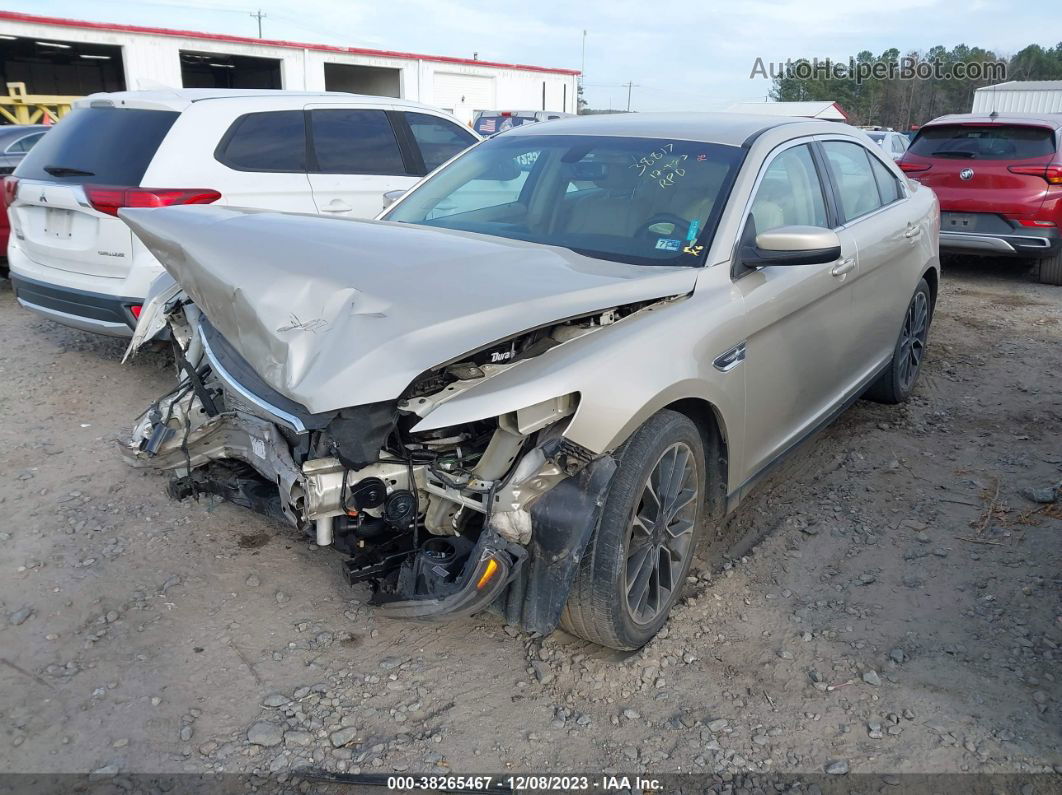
0 124 49 140
923 112 1062 130
73 89 453 115
500 112 849 146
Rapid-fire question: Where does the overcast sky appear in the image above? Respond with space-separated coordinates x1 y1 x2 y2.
9 0 1056 111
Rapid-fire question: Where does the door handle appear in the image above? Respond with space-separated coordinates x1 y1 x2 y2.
322 200 353 213
904 225 921 239
831 257 855 277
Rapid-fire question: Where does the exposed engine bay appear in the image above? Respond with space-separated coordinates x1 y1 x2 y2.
121 299 664 630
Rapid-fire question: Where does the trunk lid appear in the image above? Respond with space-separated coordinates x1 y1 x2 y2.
120 205 699 414
10 181 134 277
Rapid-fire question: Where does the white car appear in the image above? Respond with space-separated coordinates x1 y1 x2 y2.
4 89 479 336
866 130 910 161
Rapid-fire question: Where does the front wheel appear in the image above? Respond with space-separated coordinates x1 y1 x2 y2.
560 410 704 650
864 278 932 404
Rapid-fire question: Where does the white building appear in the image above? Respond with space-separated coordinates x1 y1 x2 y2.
972 81 1062 114
0 10 579 125
726 101 849 121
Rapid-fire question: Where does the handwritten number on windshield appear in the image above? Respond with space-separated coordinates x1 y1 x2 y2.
630 147 688 188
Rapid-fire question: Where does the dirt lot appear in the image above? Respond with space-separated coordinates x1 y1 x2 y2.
0 257 1059 784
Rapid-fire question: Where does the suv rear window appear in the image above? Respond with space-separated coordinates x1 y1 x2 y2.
908 124 1056 160
14 106 179 185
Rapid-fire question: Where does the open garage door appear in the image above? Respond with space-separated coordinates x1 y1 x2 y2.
0 36 125 99
180 51 281 89
324 63 401 98
433 73 494 125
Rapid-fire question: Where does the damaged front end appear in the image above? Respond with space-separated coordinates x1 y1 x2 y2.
122 299 646 633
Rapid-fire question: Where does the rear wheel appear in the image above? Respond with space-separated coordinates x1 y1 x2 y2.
1038 250 1062 286
560 410 704 650
864 278 932 404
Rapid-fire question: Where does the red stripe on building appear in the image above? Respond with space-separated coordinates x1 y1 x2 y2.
0 10 580 76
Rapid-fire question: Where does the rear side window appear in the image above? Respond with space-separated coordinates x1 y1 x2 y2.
868 154 902 204
405 112 476 171
15 107 178 185
6 132 45 154
216 110 307 172
309 109 405 175
908 125 1056 160
822 141 884 222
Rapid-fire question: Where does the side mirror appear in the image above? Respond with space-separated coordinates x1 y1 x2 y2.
741 225 841 267
382 189 406 210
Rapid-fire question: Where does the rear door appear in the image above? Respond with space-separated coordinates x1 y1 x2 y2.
819 138 924 370
9 106 178 278
906 123 1056 221
304 105 418 218
209 108 316 213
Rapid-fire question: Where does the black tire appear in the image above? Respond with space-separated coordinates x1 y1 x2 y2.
864 278 932 404
560 410 704 650
1038 250 1062 286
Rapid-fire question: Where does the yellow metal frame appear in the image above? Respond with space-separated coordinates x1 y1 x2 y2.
0 82 77 125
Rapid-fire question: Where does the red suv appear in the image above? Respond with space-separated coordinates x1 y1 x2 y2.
897 113 1062 285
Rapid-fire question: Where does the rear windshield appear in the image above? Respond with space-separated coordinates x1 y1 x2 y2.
908 124 1056 160
14 106 179 185
473 116 532 136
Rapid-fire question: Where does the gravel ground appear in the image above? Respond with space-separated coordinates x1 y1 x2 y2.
0 257 1059 784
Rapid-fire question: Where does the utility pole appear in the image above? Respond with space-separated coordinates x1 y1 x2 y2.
623 81 638 112
581 30 587 80
249 9 267 38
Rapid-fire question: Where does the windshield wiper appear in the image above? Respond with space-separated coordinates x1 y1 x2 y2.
930 151 976 159
43 165 95 177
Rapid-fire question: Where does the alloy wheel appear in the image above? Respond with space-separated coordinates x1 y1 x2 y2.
624 442 699 625
898 291 929 392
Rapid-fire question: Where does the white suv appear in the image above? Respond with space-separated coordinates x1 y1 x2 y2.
4 89 479 336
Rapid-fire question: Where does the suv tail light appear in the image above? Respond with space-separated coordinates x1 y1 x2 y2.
84 186 221 217
2 176 18 209
898 162 931 174
1007 163 1062 185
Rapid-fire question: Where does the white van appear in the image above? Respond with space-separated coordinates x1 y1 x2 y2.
4 89 479 336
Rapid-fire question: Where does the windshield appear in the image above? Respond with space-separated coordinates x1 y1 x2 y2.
867 132 885 142
384 134 745 267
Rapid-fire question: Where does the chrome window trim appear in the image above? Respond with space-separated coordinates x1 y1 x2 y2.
199 324 308 434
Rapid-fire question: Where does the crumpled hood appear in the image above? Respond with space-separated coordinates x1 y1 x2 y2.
120 205 699 415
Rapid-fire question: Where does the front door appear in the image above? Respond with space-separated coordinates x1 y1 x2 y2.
735 141 863 480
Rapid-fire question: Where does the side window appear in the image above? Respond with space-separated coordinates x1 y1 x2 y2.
7 132 45 154
868 152 903 205
749 144 828 233
405 112 476 172
216 111 307 172
822 141 884 222
892 136 908 155
310 109 405 175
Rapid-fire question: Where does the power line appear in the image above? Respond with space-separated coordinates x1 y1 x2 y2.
249 8 267 38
